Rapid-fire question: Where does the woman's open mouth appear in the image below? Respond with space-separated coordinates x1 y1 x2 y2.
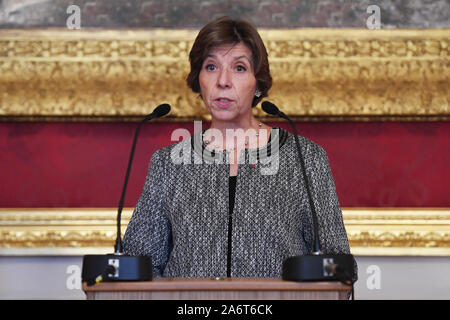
215 98 233 108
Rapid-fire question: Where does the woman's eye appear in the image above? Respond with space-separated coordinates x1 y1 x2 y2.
236 65 246 72
205 64 216 71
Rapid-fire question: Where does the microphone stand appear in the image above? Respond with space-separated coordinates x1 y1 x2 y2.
261 101 356 297
115 112 160 254
81 104 170 286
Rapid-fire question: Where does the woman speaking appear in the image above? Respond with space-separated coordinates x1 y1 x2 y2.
124 16 356 280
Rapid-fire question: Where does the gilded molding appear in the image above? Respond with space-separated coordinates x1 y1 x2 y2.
0 208 449 256
0 29 448 121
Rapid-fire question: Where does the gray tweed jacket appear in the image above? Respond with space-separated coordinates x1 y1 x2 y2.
123 127 356 279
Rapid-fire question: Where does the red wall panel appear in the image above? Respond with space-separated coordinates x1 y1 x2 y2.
0 121 448 208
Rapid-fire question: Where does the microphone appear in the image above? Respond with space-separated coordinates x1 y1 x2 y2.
143 103 171 120
261 101 355 288
82 103 171 286
115 103 171 254
262 101 321 254
261 101 279 116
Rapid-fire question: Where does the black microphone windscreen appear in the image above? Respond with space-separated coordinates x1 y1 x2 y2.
261 101 279 115
153 103 171 118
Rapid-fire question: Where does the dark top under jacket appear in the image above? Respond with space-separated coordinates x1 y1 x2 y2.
228 175 237 278
123 127 357 280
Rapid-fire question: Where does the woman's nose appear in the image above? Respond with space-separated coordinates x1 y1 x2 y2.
217 68 232 88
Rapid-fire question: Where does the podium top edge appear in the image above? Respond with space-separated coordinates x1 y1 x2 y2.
82 278 352 292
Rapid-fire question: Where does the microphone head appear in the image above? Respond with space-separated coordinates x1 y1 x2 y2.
261 101 279 116
153 103 171 118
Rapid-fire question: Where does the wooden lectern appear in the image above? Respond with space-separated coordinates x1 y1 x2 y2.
83 278 351 300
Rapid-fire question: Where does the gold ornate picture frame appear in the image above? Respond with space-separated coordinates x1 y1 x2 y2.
1 208 449 256
1 28 448 256
0 28 448 121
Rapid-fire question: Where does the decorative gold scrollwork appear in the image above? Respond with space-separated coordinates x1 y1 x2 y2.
1 208 449 256
0 29 448 121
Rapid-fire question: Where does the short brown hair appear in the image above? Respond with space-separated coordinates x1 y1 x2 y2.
186 16 272 107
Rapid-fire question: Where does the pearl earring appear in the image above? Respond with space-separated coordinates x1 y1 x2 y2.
255 89 261 98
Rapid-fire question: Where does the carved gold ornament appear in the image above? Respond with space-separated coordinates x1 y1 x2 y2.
0 208 449 256
0 29 448 121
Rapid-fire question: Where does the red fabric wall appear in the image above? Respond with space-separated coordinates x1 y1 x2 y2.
0 121 448 208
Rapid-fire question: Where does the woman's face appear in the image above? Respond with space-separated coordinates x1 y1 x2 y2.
199 42 257 123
